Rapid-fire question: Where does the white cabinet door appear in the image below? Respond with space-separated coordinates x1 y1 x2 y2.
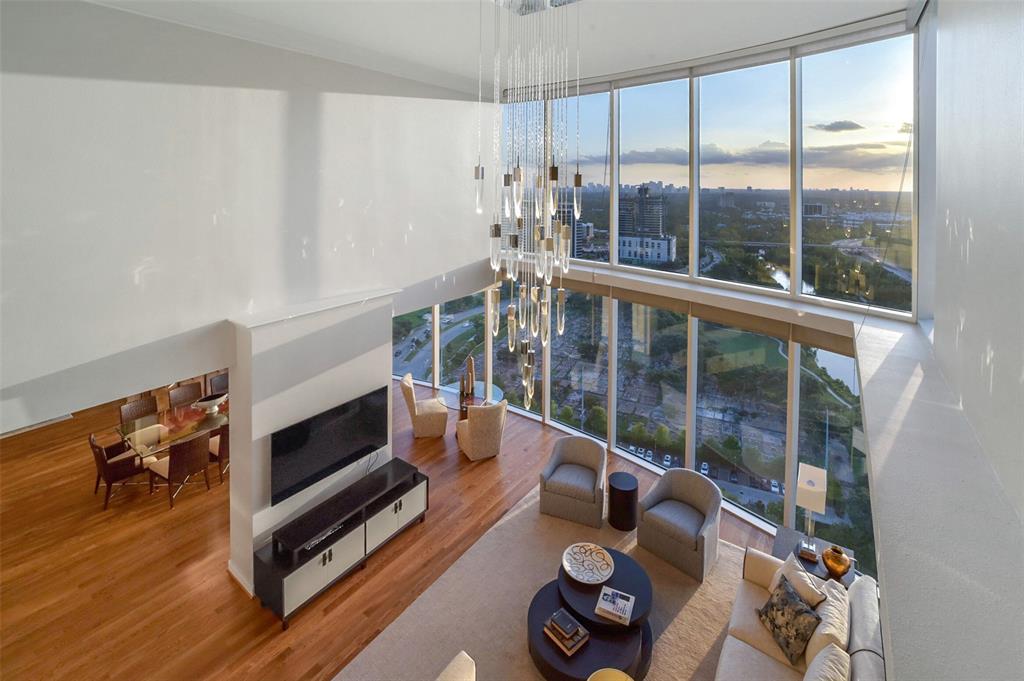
397 480 427 527
283 525 365 616
365 504 398 553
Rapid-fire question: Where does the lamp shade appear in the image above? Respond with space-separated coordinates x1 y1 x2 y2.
796 463 827 515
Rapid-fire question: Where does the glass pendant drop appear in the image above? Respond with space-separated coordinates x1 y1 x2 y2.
556 288 566 335
474 164 485 215
489 288 501 336
543 237 555 285
488 223 501 272
502 172 512 219
547 165 558 217
534 175 544 220
540 298 551 347
518 283 528 330
560 223 572 274
506 304 516 352
512 166 524 219
506 233 519 282
573 170 583 221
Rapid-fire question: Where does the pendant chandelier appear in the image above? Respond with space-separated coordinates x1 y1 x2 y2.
477 0 582 410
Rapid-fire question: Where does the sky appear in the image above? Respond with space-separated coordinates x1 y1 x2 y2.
571 34 914 192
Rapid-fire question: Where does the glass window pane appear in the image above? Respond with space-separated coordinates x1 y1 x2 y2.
801 35 914 312
567 92 611 263
392 306 433 382
695 320 788 523
439 293 485 389
699 62 791 289
492 284 542 415
615 302 687 469
797 348 876 576
618 79 689 273
550 291 609 437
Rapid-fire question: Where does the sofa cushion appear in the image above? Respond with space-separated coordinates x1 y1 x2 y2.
729 580 807 671
805 642 850 681
851 649 886 681
757 576 821 665
769 553 827 608
807 579 850 662
545 463 596 501
713 635 803 681
644 499 704 546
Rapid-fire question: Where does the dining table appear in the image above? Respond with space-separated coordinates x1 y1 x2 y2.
117 400 229 459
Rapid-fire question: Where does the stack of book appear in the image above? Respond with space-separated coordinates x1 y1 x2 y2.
543 608 589 657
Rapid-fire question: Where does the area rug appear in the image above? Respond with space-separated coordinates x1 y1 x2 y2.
336 487 741 681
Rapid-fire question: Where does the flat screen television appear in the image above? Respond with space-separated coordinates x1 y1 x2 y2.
271 386 388 506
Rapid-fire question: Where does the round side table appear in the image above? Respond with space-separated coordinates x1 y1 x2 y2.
607 472 639 531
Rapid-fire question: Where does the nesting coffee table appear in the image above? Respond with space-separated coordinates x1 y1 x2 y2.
527 547 654 681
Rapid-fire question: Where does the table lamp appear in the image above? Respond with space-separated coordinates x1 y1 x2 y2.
796 463 827 538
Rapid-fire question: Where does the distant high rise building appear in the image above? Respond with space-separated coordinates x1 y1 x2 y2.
619 185 664 237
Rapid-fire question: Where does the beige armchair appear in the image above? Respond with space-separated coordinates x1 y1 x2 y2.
400 373 448 438
539 436 607 528
456 400 507 461
637 467 721 581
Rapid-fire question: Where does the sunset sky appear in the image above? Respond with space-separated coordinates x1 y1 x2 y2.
572 34 914 192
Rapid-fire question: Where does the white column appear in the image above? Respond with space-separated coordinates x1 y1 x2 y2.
609 88 619 266
784 338 801 528
789 54 803 299
689 77 700 277
685 314 698 470
485 286 494 402
431 304 441 390
606 297 618 451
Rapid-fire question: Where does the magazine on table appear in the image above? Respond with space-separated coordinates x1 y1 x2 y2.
595 586 634 625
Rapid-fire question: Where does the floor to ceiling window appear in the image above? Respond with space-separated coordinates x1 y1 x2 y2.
695 321 788 523
698 61 791 290
618 79 690 274
801 34 914 312
549 291 609 437
568 91 612 263
492 282 543 415
797 347 876 576
392 306 433 382
439 292 486 389
615 302 687 468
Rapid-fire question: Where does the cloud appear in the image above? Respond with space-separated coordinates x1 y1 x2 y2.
700 141 789 166
613 147 689 165
809 119 865 132
804 141 909 171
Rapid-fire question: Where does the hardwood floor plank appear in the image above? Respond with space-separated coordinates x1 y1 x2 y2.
0 381 769 680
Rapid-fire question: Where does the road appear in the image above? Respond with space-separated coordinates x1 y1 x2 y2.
831 238 912 284
395 305 485 380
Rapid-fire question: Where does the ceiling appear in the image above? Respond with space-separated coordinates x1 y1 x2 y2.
95 0 912 97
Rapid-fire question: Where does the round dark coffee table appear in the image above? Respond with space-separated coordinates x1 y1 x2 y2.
557 547 652 631
607 472 639 531
527 581 653 681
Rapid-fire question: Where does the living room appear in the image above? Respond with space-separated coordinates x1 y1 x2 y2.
1 2 1021 681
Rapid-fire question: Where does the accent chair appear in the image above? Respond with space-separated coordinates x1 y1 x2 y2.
637 467 722 581
539 435 606 528
456 400 507 461
400 373 448 438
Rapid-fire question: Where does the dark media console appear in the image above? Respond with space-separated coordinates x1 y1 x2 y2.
253 458 428 629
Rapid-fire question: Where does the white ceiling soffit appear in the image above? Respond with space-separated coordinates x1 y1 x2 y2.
93 0 912 97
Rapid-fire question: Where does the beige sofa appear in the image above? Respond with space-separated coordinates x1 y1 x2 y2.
714 548 885 681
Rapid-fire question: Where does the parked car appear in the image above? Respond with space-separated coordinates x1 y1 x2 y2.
628 444 637 454
700 462 709 476
729 470 739 484
770 479 780 494
663 454 672 467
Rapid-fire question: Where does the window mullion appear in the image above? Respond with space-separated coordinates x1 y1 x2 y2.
784 338 801 528
431 304 441 390
684 314 698 470
789 53 803 300
606 298 618 449
689 78 700 278
610 88 619 267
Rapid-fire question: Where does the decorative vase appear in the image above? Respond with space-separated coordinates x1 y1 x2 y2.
822 545 852 580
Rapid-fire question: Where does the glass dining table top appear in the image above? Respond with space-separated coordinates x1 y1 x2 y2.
117 401 229 457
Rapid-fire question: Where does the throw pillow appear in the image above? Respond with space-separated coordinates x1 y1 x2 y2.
769 552 827 608
806 579 850 662
757 575 822 665
804 642 851 681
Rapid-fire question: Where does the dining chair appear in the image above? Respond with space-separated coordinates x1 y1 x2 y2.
209 372 228 395
168 382 202 408
208 425 230 484
89 434 154 510
148 433 211 509
120 395 158 428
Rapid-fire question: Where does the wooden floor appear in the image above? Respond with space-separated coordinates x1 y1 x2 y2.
0 382 770 681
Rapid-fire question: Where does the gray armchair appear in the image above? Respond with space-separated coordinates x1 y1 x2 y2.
539 436 606 528
637 467 722 581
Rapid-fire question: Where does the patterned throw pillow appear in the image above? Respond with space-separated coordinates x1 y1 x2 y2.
758 575 822 665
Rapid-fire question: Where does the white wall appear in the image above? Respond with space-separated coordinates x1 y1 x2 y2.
230 290 395 591
0 1 493 433
932 0 1024 516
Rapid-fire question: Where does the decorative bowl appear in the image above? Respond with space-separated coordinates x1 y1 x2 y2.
561 542 615 585
822 545 852 580
193 392 228 415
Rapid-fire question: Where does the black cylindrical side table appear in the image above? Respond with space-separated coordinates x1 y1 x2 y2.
607 472 639 531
